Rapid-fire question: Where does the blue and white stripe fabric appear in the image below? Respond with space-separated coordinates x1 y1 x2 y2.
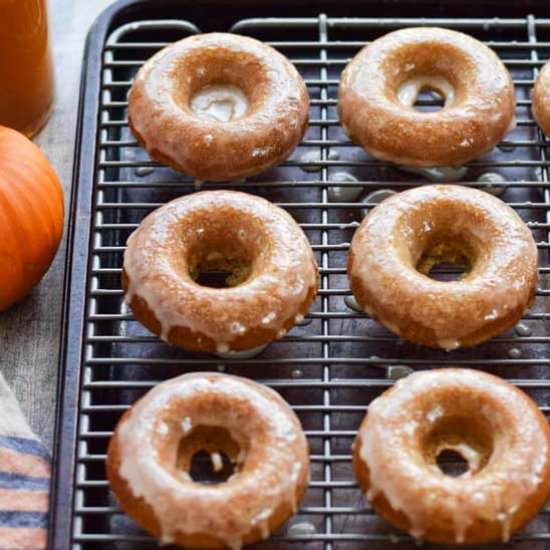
0 376 49 549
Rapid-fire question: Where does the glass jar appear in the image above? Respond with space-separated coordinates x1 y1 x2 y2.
0 0 54 137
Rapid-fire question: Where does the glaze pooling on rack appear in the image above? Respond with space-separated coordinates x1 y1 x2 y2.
299 149 339 172
397 164 468 182
477 171 507 196
114 373 309 549
357 369 550 544
327 171 362 202
361 189 397 217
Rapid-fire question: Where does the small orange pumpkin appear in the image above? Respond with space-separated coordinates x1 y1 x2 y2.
0 125 64 311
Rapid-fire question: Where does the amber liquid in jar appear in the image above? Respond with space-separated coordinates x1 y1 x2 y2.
0 0 54 137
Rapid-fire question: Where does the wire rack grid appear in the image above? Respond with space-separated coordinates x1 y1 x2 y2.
68 12 550 550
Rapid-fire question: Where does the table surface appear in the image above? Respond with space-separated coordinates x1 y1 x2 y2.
0 0 117 450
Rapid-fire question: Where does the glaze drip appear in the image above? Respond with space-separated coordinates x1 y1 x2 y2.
214 344 268 360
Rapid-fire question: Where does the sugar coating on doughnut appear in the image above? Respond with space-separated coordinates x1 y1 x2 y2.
114 373 309 548
356 369 550 543
123 190 318 351
348 185 538 349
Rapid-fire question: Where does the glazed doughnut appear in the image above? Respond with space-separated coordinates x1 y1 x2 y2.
123 190 319 353
533 59 550 136
128 33 309 181
353 369 550 544
107 372 309 548
348 185 538 350
339 27 515 166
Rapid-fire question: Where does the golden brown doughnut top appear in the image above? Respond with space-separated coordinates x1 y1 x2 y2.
339 27 515 166
356 369 550 543
128 32 309 180
114 373 309 548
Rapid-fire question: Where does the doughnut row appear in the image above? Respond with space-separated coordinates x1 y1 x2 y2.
108 369 550 547
106 25 550 550
123 185 537 354
129 29 550 180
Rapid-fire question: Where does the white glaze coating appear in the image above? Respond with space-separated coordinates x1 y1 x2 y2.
114 373 309 548
123 191 318 351
357 369 550 543
181 417 192 433
348 185 538 348
190 84 249 122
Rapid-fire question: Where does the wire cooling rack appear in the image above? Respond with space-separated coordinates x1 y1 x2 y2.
52 4 550 549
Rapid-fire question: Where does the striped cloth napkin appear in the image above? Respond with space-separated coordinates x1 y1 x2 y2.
0 374 49 549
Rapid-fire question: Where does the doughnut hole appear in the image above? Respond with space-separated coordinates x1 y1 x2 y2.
170 47 271 123
177 426 246 484
397 77 454 113
191 250 254 288
422 414 494 478
417 241 474 282
191 85 249 123
178 212 272 288
396 205 491 283
436 449 469 477
385 41 471 112
408 85 446 113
